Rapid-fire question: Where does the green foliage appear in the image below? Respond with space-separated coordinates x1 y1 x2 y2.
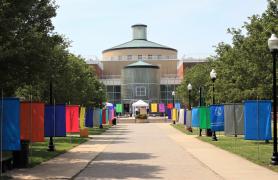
178 0 278 105
0 0 106 106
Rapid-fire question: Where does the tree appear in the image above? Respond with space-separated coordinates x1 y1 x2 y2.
178 0 278 104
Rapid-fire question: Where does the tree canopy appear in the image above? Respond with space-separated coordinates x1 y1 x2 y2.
0 0 106 106
177 0 278 106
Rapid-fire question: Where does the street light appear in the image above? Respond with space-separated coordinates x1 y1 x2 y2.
268 33 278 165
210 69 218 141
187 83 192 110
48 75 55 151
172 91 175 124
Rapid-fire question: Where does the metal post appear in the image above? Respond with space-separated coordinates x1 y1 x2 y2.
271 50 278 165
212 79 218 141
188 90 191 110
48 79 55 151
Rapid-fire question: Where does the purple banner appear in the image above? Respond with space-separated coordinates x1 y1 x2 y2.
159 103 165 113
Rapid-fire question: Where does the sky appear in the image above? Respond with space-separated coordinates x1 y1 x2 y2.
52 0 268 59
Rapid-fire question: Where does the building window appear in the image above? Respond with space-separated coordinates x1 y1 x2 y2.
118 56 122 60
128 55 132 60
148 55 152 60
138 55 142 60
157 55 161 59
136 86 146 96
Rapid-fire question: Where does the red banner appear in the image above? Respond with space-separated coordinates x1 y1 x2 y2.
66 105 80 133
20 102 45 142
102 109 106 124
167 103 173 109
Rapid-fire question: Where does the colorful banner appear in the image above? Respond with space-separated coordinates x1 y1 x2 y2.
85 107 93 127
79 107 86 129
210 105 224 131
44 104 66 137
199 107 211 129
0 98 21 151
192 108 200 127
102 109 106 124
116 104 123 113
224 104 244 136
66 105 80 133
99 109 103 126
172 108 177 121
93 108 100 127
20 102 45 142
175 103 181 110
167 109 172 119
159 103 165 113
186 110 192 127
106 109 109 123
151 103 158 113
244 100 272 140
167 103 173 109
178 109 184 124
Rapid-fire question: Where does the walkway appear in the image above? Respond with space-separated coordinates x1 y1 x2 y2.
7 123 278 179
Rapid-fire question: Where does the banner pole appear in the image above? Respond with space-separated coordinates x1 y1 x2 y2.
1 89 3 176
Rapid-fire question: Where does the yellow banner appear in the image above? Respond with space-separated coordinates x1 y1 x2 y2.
79 107 86 129
151 103 157 112
172 108 177 121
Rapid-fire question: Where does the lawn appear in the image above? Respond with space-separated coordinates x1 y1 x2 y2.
171 124 200 135
172 124 278 173
27 124 112 167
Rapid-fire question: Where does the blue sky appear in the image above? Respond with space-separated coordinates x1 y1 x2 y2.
52 0 268 59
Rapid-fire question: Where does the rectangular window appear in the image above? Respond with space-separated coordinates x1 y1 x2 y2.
127 55 132 60
148 55 152 60
157 55 161 59
138 55 142 60
136 86 146 96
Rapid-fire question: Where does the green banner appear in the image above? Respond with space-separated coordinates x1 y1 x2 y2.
199 107 211 129
116 104 123 113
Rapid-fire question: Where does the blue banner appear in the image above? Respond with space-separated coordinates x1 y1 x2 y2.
210 105 224 131
175 103 181 110
184 109 186 125
0 98 21 151
85 107 93 127
167 109 172 119
192 108 200 127
44 105 66 137
244 100 272 140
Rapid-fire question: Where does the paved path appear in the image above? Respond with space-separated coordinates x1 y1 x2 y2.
6 123 278 179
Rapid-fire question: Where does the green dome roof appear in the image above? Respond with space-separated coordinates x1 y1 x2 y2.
125 61 159 69
103 39 177 53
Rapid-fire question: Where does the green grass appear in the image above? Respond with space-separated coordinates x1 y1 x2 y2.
27 125 112 167
28 136 88 167
171 124 200 135
198 136 278 172
88 124 111 135
171 124 278 173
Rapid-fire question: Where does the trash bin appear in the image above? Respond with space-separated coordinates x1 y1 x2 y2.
12 140 29 168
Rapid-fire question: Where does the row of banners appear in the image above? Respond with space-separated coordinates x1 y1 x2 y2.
0 98 115 151
174 100 272 141
115 103 181 113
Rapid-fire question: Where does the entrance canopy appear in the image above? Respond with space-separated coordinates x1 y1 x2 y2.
132 100 149 107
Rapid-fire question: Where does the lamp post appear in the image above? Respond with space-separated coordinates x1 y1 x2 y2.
187 83 192 110
172 91 175 124
268 33 278 165
48 77 55 151
210 69 218 141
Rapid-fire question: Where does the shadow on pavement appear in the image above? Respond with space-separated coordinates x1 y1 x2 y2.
94 152 157 161
76 162 163 179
